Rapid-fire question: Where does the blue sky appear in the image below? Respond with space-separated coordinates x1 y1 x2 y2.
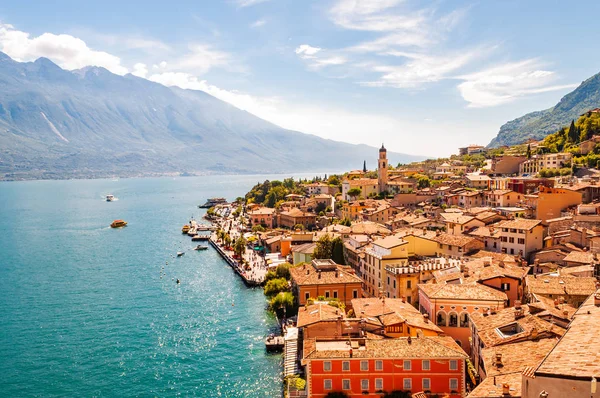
0 0 599 157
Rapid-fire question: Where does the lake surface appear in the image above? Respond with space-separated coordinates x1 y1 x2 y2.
0 174 316 397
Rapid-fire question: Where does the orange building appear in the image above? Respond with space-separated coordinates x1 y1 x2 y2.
302 336 468 397
247 207 276 228
279 208 317 229
290 259 363 308
525 186 582 222
418 283 507 354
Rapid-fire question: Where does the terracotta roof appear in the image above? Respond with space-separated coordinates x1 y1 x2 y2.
280 208 317 218
349 221 391 236
418 282 508 302
527 295 577 320
534 289 600 378
482 339 558 376
303 335 467 360
526 275 597 296
562 250 594 264
473 308 565 348
468 372 523 398
373 235 408 249
290 264 363 286
352 298 443 333
440 213 477 224
432 233 479 247
494 219 542 231
464 258 529 282
248 207 276 215
297 303 343 328
323 224 352 234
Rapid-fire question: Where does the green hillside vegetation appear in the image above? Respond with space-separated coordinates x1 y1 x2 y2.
541 111 600 168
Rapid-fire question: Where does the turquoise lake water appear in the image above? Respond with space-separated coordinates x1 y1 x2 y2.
0 175 314 397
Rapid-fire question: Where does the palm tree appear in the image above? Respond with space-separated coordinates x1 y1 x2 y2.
234 236 247 259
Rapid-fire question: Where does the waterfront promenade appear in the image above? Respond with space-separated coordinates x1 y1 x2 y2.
209 212 267 286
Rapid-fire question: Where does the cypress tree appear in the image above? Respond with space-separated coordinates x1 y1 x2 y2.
568 120 578 143
363 160 367 173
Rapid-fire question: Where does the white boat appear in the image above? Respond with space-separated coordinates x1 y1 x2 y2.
177 251 185 257
106 194 115 202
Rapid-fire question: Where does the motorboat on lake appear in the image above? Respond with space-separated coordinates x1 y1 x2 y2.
110 219 127 228
198 198 227 208
106 194 115 202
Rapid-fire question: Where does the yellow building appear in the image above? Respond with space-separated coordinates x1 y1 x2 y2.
527 185 582 222
362 235 409 296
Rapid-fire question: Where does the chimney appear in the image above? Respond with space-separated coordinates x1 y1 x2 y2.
423 313 429 323
595 293 600 307
306 269 310 275
514 300 522 310
318 270 321 279
502 383 510 396
407 336 412 345
563 309 569 318
495 353 503 367
349 348 353 358
335 270 339 278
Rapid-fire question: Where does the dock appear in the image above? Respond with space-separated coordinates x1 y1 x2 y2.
191 234 210 241
265 335 285 352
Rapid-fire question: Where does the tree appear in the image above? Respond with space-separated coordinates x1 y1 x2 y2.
315 202 327 214
526 143 531 159
275 262 293 280
252 224 266 232
331 236 345 265
363 160 367 172
417 176 430 189
347 188 362 200
293 224 305 231
233 236 246 258
314 234 333 260
568 120 578 143
264 278 289 297
269 291 295 315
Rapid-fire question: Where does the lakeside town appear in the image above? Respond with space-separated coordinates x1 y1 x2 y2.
190 113 600 398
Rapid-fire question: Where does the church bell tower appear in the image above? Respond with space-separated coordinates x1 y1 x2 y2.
378 144 388 193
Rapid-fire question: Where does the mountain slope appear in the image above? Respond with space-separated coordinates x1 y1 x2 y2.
0 53 423 179
488 72 600 147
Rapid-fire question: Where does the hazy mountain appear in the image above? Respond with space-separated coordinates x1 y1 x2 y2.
0 53 422 180
488 72 600 147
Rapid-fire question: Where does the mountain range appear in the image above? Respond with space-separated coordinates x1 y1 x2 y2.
488 71 600 147
0 52 422 180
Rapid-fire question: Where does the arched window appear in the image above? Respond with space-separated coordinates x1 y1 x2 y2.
448 312 458 327
459 312 469 328
436 311 447 327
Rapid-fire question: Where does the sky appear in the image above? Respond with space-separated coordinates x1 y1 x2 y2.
0 0 599 158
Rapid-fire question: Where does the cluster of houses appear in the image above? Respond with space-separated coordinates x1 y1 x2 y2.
245 145 600 398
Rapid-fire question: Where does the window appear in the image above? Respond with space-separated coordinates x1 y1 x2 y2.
422 360 430 370
407 280 412 289
501 283 510 291
450 360 458 370
342 379 350 390
333 291 338 299
423 378 431 390
375 360 383 371
305 292 310 301
460 313 469 328
407 296 412 304
375 378 383 390
361 360 369 371
449 312 458 327
437 311 447 327
393 280 396 288
450 378 459 391
342 361 350 371
361 379 369 391
403 360 411 370
323 361 331 371
518 238 525 245
353 290 358 299
324 379 332 390
403 378 412 390
508 237 515 243
325 291 330 298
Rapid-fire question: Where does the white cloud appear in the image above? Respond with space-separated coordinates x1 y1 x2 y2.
237 0 271 7
250 19 267 28
295 44 322 58
361 49 484 88
330 0 420 32
132 63 148 78
0 23 128 75
457 59 578 108
162 44 231 75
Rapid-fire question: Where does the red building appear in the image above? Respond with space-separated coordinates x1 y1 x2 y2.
302 336 467 397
